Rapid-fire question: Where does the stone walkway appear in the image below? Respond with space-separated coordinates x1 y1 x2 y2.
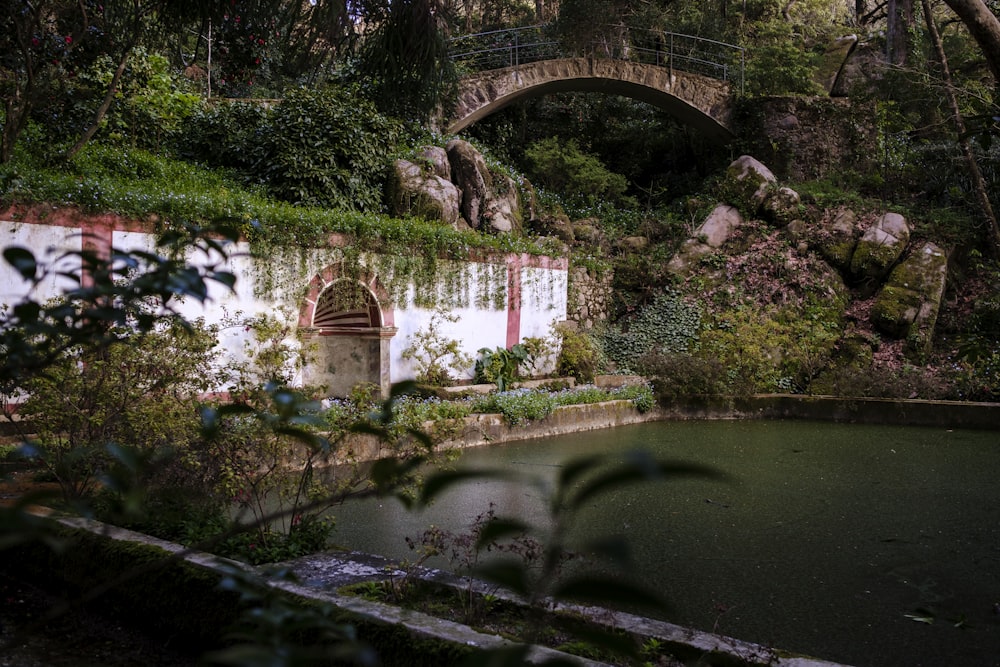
276 548 855 667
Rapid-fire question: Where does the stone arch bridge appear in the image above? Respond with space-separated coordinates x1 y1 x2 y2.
445 26 744 142
449 58 735 142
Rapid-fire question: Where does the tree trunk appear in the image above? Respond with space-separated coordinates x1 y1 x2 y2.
63 47 132 161
887 0 914 65
923 0 1000 255
942 0 1000 83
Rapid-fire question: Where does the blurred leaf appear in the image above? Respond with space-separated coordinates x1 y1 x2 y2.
475 517 531 551
3 246 37 281
472 559 531 597
569 455 724 511
419 468 514 506
580 535 632 566
553 575 665 612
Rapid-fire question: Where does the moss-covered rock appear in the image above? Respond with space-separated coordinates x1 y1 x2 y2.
814 208 860 272
813 34 858 94
389 159 462 228
724 155 777 213
666 204 742 278
870 242 948 359
850 212 910 286
761 186 801 227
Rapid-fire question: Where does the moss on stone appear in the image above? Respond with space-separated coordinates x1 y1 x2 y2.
871 284 922 338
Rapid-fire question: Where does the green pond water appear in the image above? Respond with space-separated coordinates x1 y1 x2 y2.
329 420 1000 667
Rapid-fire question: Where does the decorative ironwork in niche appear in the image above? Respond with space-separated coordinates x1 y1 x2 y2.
312 279 382 332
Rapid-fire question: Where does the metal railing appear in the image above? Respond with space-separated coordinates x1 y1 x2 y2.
448 24 745 93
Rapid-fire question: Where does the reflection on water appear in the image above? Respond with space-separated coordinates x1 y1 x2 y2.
328 420 1000 667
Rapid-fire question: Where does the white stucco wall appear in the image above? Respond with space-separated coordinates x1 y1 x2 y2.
2 217 569 396
1 221 82 305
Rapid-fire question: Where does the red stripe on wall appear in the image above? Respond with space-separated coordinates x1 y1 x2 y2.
505 253 524 349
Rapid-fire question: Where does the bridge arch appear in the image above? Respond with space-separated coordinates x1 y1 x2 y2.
448 58 735 142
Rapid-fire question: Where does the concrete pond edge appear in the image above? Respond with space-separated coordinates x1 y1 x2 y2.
22 515 851 667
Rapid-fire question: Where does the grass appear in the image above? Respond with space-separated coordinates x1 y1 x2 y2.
0 142 565 260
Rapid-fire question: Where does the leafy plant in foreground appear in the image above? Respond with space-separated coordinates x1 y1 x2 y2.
415 450 727 665
475 344 530 391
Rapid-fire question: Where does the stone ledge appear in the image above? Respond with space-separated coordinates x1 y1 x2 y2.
17 514 854 667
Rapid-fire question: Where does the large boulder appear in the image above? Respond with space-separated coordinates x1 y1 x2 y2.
529 211 575 244
666 238 717 277
850 212 910 286
446 139 493 229
416 145 451 180
445 138 522 232
815 208 860 271
697 204 743 248
813 34 858 95
482 171 520 233
761 186 801 227
727 155 777 208
870 242 948 359
666 204 743 277
572 218 608 250
388 159 462 228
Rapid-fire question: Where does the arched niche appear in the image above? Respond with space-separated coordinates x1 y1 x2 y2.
298 267 397 398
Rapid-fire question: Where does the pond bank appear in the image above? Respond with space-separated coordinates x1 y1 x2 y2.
331 391 999 465
430 392 998 454
1 513 852 667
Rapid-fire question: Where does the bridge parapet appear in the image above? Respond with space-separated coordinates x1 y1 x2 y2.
448 24 745 92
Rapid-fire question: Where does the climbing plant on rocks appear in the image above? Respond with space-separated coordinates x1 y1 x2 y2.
600 290 702 372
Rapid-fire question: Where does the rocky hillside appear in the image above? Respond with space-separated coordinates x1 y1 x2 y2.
572 156 998 402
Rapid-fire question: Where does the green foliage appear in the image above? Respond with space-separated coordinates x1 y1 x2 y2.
600 290 702 373
951 349 1000 402
519 334 557 377
401 309 474 387
262 87 402 210
2 142 562 266
473 388 556 425
698 305 838 395
555 327 603 383
469 383 654 425
525 137 631 206
644 353 728 401
353 0 457 121
742 22 825 97
86 49 202 150
475 344 530 391
182 101 272 172
183 88 403 211
17 318 221 503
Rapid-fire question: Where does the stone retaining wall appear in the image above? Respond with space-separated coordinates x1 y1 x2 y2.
332 393 998 467
656 394 1000 430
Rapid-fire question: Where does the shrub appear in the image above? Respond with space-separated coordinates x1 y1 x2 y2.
472 389 556 425
401 310 473 387
475 345 529 391
182 101 272 172
525 137 630 206
262 87 402 210
743 21 825 97
644 353 728 402
697 305 839 395
92 49 202 150
17 318 221 502
555 327 603 382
